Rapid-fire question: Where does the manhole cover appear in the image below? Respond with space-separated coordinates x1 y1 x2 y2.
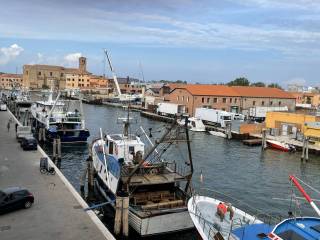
0 225 11 232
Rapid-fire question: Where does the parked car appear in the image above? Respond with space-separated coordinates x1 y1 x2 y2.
20 136 37 150
0 187 34 214
0 101 7 111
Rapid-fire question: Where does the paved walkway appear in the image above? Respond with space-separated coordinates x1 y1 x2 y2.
0 110 114 240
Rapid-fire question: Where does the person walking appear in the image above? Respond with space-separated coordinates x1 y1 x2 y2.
7 120 10 132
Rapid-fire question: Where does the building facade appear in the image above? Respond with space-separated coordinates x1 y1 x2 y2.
0 73 23 90
166 85 296 116
23 57 89 89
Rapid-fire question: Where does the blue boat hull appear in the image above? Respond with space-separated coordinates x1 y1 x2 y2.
46 129 90 143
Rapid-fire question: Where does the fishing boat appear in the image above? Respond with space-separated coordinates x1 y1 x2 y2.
209 130 227 138
178 117 206 132
188 195 270 240
92 113 195 236
31 89 89 143
266 140 296 152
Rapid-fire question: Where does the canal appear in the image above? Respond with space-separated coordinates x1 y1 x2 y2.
44 103 320 239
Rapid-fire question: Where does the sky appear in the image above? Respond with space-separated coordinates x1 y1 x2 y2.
0 0 320 87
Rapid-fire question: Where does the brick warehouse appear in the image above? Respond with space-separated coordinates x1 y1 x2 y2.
166 84 296 116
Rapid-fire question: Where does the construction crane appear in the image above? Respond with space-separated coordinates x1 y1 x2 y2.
104 49 122 97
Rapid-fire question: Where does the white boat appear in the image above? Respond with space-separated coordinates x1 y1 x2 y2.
31 89 89 143
188 195 263 240
209 130 227 138
92 115 195 236
178 117 206 132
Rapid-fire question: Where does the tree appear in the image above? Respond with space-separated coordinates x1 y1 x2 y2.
250 82 265 87
227 77 250 86
268 83 282 89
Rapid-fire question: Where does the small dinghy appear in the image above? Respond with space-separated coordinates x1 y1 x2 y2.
188 195 266 240
209 131 227 138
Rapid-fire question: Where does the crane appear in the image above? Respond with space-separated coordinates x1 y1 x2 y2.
104 49 122 98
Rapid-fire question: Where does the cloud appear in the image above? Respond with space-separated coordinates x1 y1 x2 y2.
0 44 24 65
63 52 82 66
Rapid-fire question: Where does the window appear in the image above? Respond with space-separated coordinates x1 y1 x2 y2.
26 71 28 75
279 101 281 106
235 98 237 103
50 72 53 76
253 101 256 106
38 72 41 76
207 98 210 103
187 97 189 102
182 96 184 102
262 101 264 106
213 98 217 103
109 142 114 154
270 101 273 105
177 96 179 101
202 97 204 103
230 98 232 103
223 98 226 103
60 73 64 77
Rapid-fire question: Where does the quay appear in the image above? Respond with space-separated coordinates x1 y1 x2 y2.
0 110 115 240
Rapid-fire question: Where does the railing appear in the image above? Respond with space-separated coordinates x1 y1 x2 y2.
188 187 282 240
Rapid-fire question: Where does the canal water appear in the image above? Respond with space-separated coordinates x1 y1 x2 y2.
44 104 320 239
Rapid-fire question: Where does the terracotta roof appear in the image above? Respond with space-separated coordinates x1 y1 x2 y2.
172 84 295 99
175 84 239 96
231 86 295 99
0 73 22 78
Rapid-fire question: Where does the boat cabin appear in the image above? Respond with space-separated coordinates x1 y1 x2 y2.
106 134 145 165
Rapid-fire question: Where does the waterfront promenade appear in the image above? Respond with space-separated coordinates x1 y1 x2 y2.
0 110 114 240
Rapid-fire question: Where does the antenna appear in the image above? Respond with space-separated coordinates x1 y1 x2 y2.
139 61 145 83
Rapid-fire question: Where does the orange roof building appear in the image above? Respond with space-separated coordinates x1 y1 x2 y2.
166 84 296 116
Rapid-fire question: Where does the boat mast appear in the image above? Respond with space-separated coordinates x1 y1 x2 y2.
184 116 194 192
104 49 122 98
289 175 320 217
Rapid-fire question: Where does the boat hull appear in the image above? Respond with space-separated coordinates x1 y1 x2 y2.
267 140 289 152
46 129 90 143
130 208 194 236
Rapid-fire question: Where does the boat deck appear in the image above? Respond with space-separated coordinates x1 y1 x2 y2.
123 171 186 186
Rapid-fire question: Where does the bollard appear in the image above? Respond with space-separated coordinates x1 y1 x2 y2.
261 129 267 150
305 137 309 161
301 136 306 162
122 196 129 237
114 197 123 235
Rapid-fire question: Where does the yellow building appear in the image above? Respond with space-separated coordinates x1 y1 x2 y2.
304 122 320 146
265 112 320 135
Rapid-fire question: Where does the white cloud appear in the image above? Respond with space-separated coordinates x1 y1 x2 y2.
64 52 82 66
0 44 24 65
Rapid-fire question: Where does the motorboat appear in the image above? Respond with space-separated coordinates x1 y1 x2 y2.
209 130 227 138
92 114 195 236
31 89 89 143
178 117 206 132
188 195 269 240
266 140 296 152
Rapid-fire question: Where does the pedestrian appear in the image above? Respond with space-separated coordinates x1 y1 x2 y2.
7 121 10 132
